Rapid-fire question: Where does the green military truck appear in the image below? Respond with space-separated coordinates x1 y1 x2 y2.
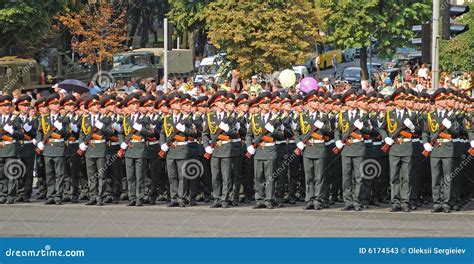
0 56 50 94
110 48 194 81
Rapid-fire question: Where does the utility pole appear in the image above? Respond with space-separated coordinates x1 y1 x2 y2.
164 18 168 91
431 0 440 91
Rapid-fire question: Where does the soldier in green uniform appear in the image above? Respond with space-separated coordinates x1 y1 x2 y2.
78 95 114 206
193 96 212 203
154 96 170 202
334 90 370 211
295 90 330 210
203 91 235 208
15 95 36 203
422 88 460 213
0 95 23 204
380 88 420 212
160 93 198 207
327 94 344 205
246 92 278 209
34 97 48 200
120 93 155 206
60 95 81 203
290 94 304 203
102 95 122 204
36 93 70 205
239 96 255 203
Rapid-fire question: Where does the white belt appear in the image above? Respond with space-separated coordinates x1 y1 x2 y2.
175 142 188 146
110 142 120 146
325 139 335 146
373 142 382 146
259 142 275 147
22 140 34 144
188 139 197 143
309 139 324 144
399 138 411 143
412 138 421 143
287 140 295 144
49 139 64 143
91 140 106 144
2 140 16 145
350 139 363 143
68 140 78 144
452 138 460 143
364 140 372 143
275 141 285 145
437 139 451 143
460 139 467 143
148 141 160 145
131 139 145 143
231 138 241 142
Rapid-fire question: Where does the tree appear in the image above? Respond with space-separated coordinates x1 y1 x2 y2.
168 0 209 56
439 2 473 73
319 0 431 81
0 0 69 55
204 0 326 78
58 3 128 76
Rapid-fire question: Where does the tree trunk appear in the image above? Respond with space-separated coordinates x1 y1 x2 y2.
360 47 369 81
189 30 196 57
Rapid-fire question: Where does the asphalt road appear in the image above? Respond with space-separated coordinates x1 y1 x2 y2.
1 200 472 237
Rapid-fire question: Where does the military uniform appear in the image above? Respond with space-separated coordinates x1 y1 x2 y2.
36 93 70 205
422 88 460 213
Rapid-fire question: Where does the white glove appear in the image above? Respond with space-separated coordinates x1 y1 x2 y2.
32 139 37 146
297 141 305 150
247 145 256 155
160 143 169 152
79 143 88 151
133 123 143 131
423 143 433 152
95 120 104 130
245 123 250 130
314 120 324 129
23 123 32 132
335 140 344 149
471 140 474 148
113 122 121 132
3 124 14 134
205 146 214 154
37 141 45 151
291 122 297 130
71 123 78 132
442 118 452 129
236 122 241 130
120 142 128 150
403 118 415 131
54 120 63 130
176 123 186 132
354 119 363 130
265 123 274 133
384 137 394 146
219 122 229 132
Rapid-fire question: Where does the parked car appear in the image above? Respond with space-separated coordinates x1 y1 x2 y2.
337 67 363 88
292 65 309 80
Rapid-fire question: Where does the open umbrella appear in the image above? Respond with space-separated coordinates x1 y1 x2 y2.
58 79 89 94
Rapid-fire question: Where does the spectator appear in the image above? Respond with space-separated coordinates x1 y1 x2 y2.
220 79 231 91
315 54 321 78
417 64 429 80
88 80 101 95
323 77 334 93
249 76 263 95
331 54 338 78
380 77 394 96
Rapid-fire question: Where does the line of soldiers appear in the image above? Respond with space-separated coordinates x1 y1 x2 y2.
0 87 472 213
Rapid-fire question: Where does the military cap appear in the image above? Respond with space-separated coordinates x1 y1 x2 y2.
181 93 192 105
356 89 367 102
331 94 342 105
208 90 227 107
291 94 303 107
154 95 167 109
235 94 249 106
304 89 318 103
16 95 32 107
101 94 116 108
60 94 76 107
270 92 281 104
0 95 13 107
280 93 292 104
139 95 155 107
194 95 209 107
84 94 100 109
46 93 60 106
390 87 406 101
432 88 447 102
226 92 235 104
366 91 377 104
35 96 47 108
342 89 357 104
256 91 272 104
124 93 140 107
248 98 257 108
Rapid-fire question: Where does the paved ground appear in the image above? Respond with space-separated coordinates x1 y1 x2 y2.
1 200 472 237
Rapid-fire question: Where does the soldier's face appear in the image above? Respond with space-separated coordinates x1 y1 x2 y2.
260 102 269 111
130 103 139 112
182 103 191 113
90 104 100 113
215 101 225 111
346 100 356 109
18 105 29 114
405 100 414 109
0 105 10 114
281 102 291 111
49 103 60 112
446 99 455 108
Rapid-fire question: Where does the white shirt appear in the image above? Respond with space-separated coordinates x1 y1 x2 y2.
348 110 357 120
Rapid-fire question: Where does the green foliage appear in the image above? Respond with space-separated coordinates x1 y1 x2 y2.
204 0 326 78
439 2 473 72
0 0 68 52
319 0 431 79
168 0 208 34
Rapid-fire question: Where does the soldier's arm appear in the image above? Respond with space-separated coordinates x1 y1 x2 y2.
202 118 212 148
59 116 70 138
421 113 431 144
138 117 155 138
78 116 86 145
245 125 253 147
11 117 24 140
35 117 43 142
159 117 167 145
378 113 389 139
100 117 114 137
